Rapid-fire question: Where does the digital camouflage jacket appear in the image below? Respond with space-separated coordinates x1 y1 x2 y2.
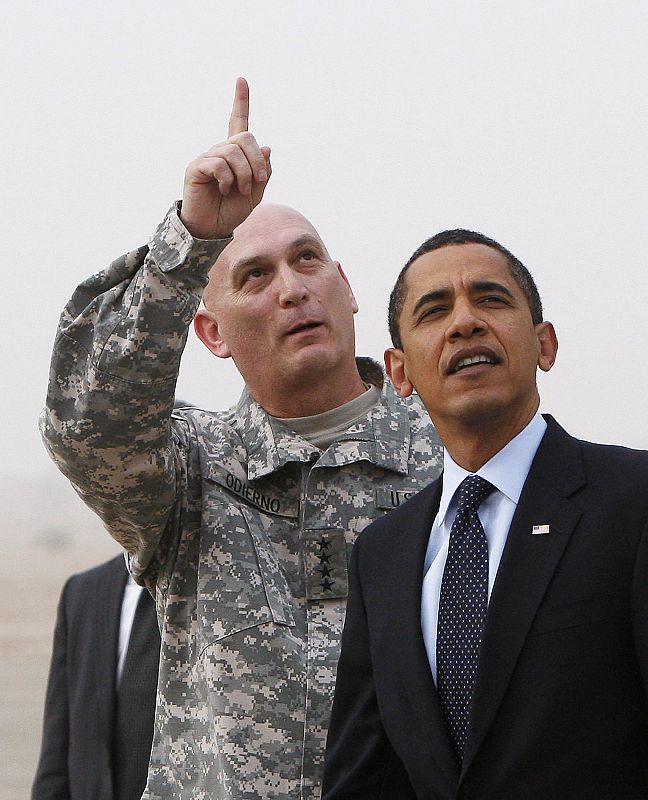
41 204 443 799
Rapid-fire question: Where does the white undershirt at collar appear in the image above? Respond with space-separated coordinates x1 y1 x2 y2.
275 385 381 451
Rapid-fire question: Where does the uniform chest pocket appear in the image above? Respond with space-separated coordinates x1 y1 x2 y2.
197 499 295 645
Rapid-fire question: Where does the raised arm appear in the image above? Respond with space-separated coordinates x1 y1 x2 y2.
181 77 271 239
40 79 271 583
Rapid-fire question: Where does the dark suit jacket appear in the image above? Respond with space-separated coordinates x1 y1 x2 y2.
32 555 159 800
323 417 648 799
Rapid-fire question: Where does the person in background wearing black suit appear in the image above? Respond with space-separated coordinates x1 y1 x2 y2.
32 554 160 800
323 230 648 799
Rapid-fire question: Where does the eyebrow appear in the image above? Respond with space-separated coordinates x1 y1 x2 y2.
411 280 515 317
290 234 324 252
472 280 515 298
411 289 451 317
230 234 324 274
230 255 264 274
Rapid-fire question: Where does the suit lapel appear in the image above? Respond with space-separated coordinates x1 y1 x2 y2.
385 478 462 786
462 418 586 773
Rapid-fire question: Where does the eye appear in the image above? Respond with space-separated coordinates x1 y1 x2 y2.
480 295 508 306
300 250 316 261
420 305 446 319
242 267 266 284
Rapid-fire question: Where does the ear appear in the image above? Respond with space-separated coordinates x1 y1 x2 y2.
335 262 359 314
385 347 414 397
535 321 558 372
194 309 232 359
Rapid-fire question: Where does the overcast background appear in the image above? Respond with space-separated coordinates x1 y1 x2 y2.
2 1 648 795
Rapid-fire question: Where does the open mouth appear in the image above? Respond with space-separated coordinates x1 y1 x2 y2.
286 321 323 336
448 353 499 374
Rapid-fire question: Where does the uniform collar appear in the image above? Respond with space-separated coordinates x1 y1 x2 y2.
235 358 413 480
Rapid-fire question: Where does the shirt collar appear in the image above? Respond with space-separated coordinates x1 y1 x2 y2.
438 411 547 525
235 358 413 479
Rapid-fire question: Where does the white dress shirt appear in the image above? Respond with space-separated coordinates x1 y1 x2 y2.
421 412 547 683
116 572 144 685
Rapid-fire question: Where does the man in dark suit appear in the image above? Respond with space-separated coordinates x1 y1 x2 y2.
323 230 648 799
32 555 161 800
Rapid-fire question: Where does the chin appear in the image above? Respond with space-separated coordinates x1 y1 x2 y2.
297 341 326 359
294 345 340 373
446 393 509 426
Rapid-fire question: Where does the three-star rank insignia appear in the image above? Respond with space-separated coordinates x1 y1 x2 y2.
304 529 349 600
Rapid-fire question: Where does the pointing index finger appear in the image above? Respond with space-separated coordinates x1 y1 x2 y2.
228 77 249 137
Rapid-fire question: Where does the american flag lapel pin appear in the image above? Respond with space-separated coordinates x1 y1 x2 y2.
532 524 550 535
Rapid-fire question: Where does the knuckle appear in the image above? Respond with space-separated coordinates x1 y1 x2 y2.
210 157 228 176
186 156 202 173
224 143 245 161
234 131 256 148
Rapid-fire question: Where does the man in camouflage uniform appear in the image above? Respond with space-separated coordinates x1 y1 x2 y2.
41 79 442 799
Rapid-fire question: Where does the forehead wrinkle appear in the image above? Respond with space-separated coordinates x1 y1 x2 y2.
204 208 331 311
289 233 327 252
230 233 328 274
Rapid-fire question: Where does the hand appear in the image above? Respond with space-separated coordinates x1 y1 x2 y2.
180 78 272 239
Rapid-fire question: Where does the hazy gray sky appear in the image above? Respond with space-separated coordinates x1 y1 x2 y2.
3 0 648 487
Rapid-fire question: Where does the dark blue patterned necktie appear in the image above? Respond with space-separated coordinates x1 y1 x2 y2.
436 474 495 759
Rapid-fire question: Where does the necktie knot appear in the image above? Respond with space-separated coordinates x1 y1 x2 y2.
455 474 495 514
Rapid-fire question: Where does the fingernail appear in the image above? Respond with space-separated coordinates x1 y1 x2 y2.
258 170 268 182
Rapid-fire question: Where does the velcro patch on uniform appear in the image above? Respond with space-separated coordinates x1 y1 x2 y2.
303 529 348 600
375 487 420 510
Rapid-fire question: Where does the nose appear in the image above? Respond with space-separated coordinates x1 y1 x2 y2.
277 265 308 307
447 299 485 341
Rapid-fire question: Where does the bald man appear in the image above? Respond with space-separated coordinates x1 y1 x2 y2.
41 80 442 799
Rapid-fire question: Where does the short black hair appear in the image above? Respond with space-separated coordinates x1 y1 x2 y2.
388 229 543 349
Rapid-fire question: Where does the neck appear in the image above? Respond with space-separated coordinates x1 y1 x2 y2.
249 366 367 418
437 402 539 472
